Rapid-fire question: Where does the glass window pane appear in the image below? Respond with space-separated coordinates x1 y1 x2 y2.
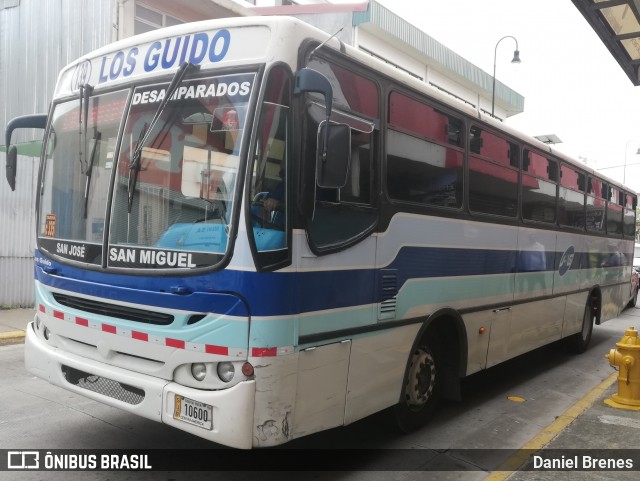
524 150 557 181
387 129 462 208
589 177 605 198
108 74 255 268
559 187 585 228
250 102 288 252
134 20 156 35
561 165 585 191
136 4 163 26
607 202 623 236
469 156 518 217
389 92 461 146
624 208 636 237
38 91 129 264
586 195 605 232
470 127 518 167
307 58 379 118
165 15 183 27
522 174 556 223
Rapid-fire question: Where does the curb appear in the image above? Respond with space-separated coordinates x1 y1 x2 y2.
0 330 26 343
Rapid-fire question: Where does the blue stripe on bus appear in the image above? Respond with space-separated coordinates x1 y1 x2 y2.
34 246 629 318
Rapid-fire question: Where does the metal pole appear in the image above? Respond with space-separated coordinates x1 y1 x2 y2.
492 35 519 118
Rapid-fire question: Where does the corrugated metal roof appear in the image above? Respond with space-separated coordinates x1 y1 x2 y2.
354 1 525 115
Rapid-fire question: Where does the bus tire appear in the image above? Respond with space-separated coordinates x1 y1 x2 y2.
566 299 595 354
628 286 638 308
392 334 442 433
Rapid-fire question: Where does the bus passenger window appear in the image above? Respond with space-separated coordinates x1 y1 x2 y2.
386 93 463 209
558 165 586 229
586 176 605 233
607 187 623 236
623 193 636 238
522 151 557 224
386 129 462 208
468 127 518 217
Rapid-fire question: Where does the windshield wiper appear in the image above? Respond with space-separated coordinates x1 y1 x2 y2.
78 83 93 174
127 122 148 214
127 61 199 214
83 129 101 219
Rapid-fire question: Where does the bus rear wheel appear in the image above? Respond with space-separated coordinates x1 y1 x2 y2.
393 336 442 432
566 299 596 354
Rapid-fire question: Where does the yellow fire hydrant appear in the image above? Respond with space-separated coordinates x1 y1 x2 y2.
604 327 640 411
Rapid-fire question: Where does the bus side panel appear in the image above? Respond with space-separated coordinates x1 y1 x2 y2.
561 292 589 338
514 227 556 301
251 353 299 447
292 340 350 438
554 232 587 296
464 310 493 374
601 283 624 321
344 324 421 425
508 297 565 359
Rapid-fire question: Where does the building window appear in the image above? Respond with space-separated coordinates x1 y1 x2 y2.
135 2 183 35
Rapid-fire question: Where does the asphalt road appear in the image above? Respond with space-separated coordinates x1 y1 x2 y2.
1 309 639 480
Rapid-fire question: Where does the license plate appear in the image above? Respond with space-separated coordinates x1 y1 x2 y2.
173 395 213 430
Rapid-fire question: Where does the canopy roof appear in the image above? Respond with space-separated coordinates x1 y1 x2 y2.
573 0 640 85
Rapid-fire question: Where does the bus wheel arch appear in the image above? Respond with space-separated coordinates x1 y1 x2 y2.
392 310 466 432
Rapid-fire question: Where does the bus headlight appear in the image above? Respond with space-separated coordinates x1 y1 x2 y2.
191 363 207 381
174 361 247 389
217 362 235 383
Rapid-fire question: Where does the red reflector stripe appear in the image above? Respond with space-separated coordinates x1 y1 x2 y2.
252 347 277 357
102 324 116 334
166 338 185 349
39 305 46 313
53 310 65 320
75 318 89 327
205 345 228 355
132 330 148 342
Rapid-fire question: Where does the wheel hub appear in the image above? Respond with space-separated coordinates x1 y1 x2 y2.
405 348 436 409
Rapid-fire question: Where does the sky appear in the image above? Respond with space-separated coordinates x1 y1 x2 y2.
368 0 640 193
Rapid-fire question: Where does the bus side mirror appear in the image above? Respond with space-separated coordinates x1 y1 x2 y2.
316 122 351 188
6 145 17 191
4 113 48 191
294 68 333 116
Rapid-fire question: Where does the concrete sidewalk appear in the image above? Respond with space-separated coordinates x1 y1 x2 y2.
0 307 34 343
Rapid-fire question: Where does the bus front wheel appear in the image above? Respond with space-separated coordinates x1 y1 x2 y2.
393 336 442 432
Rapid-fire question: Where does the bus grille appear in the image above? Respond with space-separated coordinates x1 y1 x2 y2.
61 365 145 405
53 293 174 325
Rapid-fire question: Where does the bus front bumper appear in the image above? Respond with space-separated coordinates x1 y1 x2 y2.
24 321 256 449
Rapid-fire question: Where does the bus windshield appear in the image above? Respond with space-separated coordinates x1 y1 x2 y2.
38 72 255 269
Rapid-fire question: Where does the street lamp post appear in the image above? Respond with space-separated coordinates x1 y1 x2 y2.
491 36 521 118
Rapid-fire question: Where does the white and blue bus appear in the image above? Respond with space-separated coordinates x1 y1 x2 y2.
5 16 637 449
